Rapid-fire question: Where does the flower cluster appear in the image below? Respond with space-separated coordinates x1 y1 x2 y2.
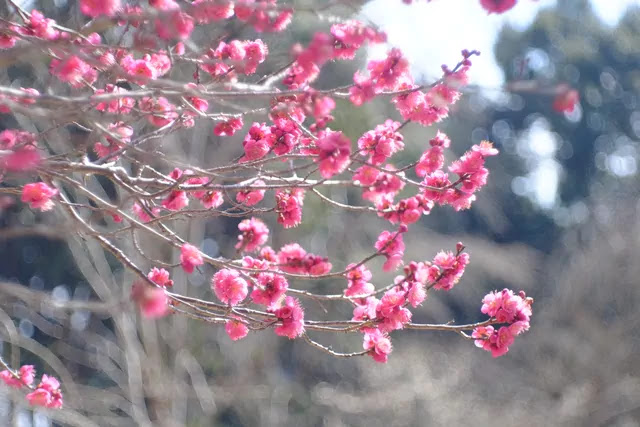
21 182 58 212
473 289 534 357
1 365 63 409
0 0 541 375
284 21 384 88
236 217 270 252
0 129 40 172
277 243 332 275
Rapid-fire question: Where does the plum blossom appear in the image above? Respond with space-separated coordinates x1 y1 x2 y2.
80 0 121 17
344 264 375 298
277 243 332 275
553 86 580 113
316 130 352 178
225 317 249 341
272 296 305 339
480 0 517 14
251 272 288 307
180 243 203 273
26 375 63 409
236 180 266 206
236 218 269 252
0 365 35 388
212 269 249 306
427 249 470 291
131 281 169 318
21 183 58 212
374 227 406 271
148 268 173 288
214 117 243 136
416 131 450 177
358 120 404 165
363 328 392 363
275 188 304 228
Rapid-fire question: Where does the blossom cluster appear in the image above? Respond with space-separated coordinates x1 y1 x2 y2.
472 289 534 357
0 365 63 409
0 0 543 394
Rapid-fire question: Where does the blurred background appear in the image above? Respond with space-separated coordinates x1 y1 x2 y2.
1 0 640 425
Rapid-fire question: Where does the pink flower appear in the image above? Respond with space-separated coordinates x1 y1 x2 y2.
122 57 158 83
236 218 269 252
273 296 305 339
94 85 135 114
352 297 379 322
21 183 58 212
200 191 224 209
270 118 301 155
132 203 160 222
553 87 580 113
25 10 58 40
374 228 406 271
415 131 450 177
162 191 189 211
139 97 177 126
358 120 404 165
131 281 169 318
0 29 17 49
275 189 304 228
155 11 194 40
276 243 332 275
80 0 121 17
236 180 266 206
214 117 243 136
192 0 235 23
480 0 517 14
331 20 385 60
367 48 411 92
316 130 352 178
481 289 532 327
473 325 515 357
251 272 288 307
376 288 412 332
361 166 405 204
344 264 375 298
0 365 35 388
225 318 249 341
212 269 249 306
350 71 377 105
429 250 469 291
180 243 203 274
1 148 41 172
241 122 273 162
148 267 173 288
26 375 63 409
50 56 97 87
363 328 392 363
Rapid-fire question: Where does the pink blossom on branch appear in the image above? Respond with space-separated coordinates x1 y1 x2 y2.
131 281 169 318
79 0 121 17
272 296 305 339
236 217 269 252
26 374 63 409
363 328 392 363
0 365 35 388
225 317 249 341
480 0 517 14
21 183 58 212
212 269 249 306
316 130 352 178
180 243 204 273
374 227 407 272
